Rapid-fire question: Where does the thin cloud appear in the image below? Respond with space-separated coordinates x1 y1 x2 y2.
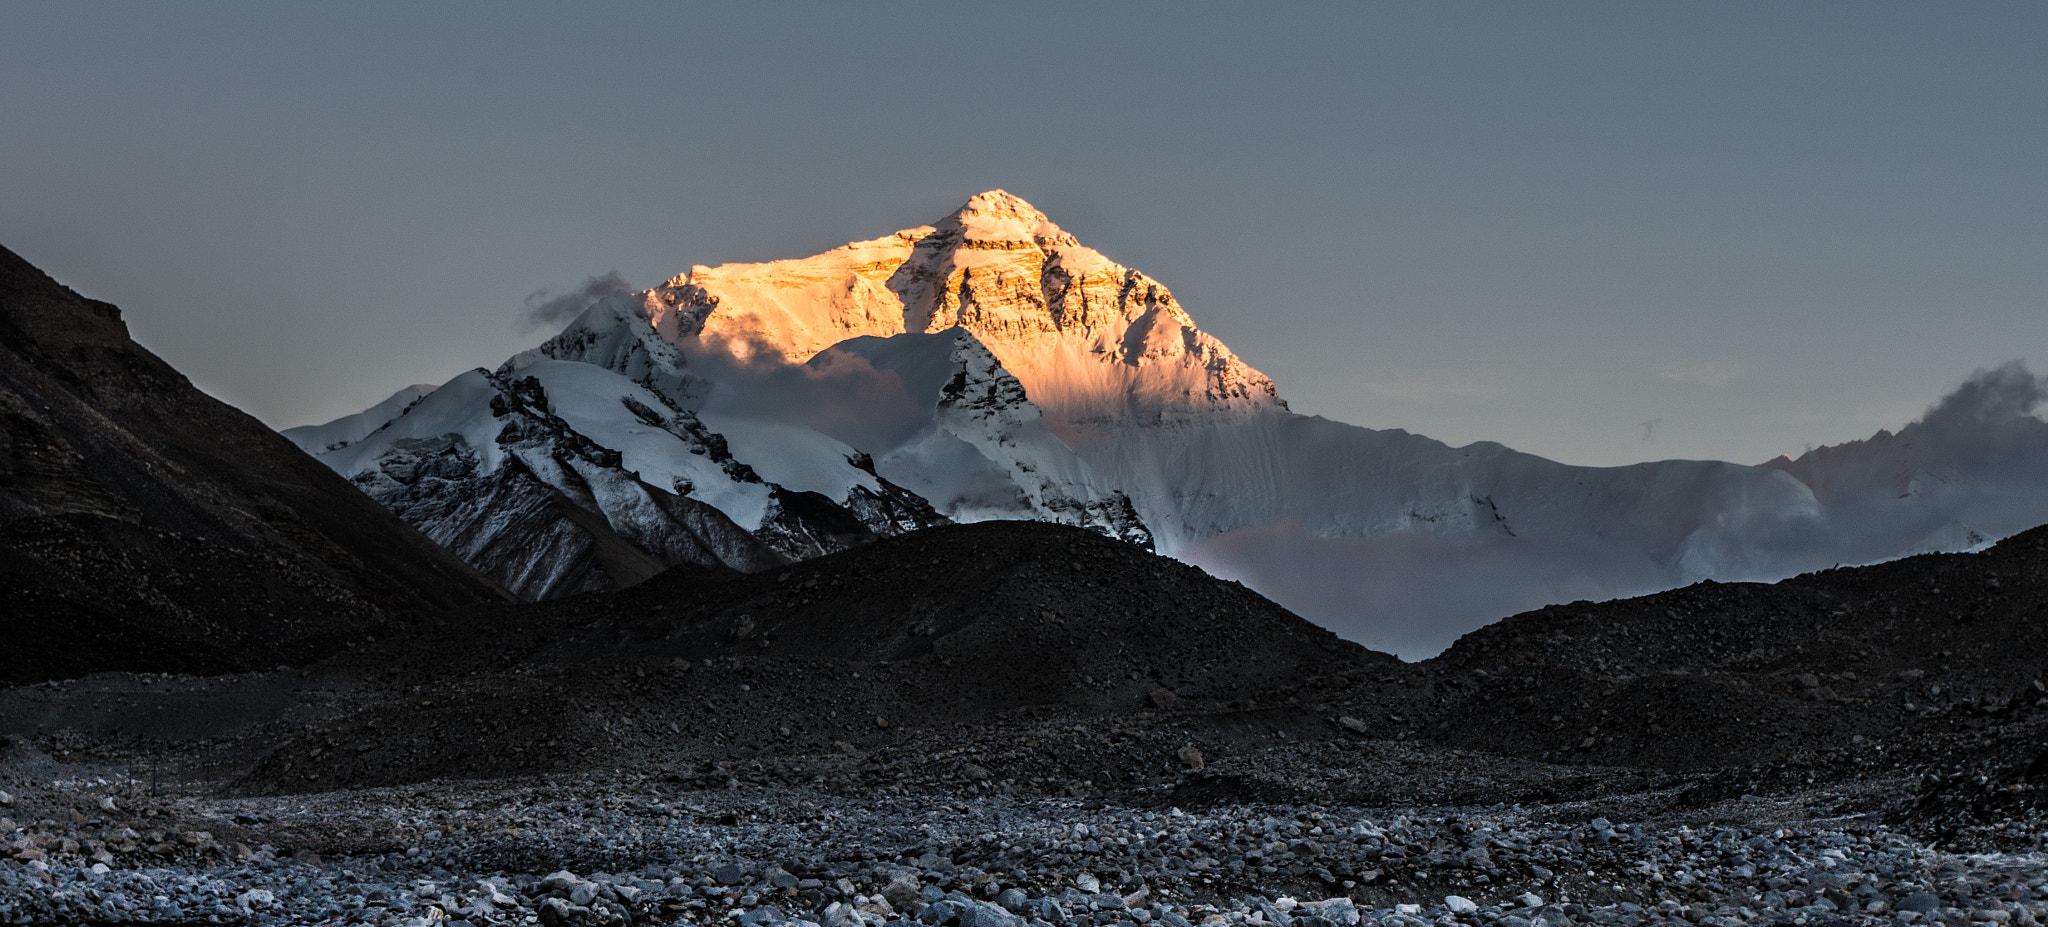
521 271 634 331
1917 360 2046 432
682 332 930 452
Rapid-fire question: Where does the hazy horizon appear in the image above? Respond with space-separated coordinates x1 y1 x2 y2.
5 3 2043 466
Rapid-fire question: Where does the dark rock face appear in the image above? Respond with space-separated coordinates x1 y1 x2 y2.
0 244 502 682
753 486 878 560
841 452 950 538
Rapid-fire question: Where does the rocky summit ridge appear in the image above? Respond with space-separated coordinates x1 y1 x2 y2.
644 188 1286 423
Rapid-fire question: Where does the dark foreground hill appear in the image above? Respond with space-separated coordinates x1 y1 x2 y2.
242 520 1395 790
0 245 504 683
1342 525 2048 833
1405 526 2048 769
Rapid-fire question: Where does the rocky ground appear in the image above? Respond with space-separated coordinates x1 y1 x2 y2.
1 752 2045 927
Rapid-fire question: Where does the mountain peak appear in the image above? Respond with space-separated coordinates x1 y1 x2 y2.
632 191 1285 420
939 189 1062 242
958 187 1041 215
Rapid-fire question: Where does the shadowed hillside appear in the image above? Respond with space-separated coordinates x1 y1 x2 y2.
0 244 504 683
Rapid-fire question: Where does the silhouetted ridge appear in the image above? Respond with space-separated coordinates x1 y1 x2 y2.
0 244 504 683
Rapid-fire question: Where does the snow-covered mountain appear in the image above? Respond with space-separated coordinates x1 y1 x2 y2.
296 345 960 600
285 383 434 453
287 191 2048 655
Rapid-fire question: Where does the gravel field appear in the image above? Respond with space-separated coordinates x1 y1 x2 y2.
4 760 2047 926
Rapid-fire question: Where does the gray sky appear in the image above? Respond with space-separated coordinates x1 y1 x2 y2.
4 3 2043 466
